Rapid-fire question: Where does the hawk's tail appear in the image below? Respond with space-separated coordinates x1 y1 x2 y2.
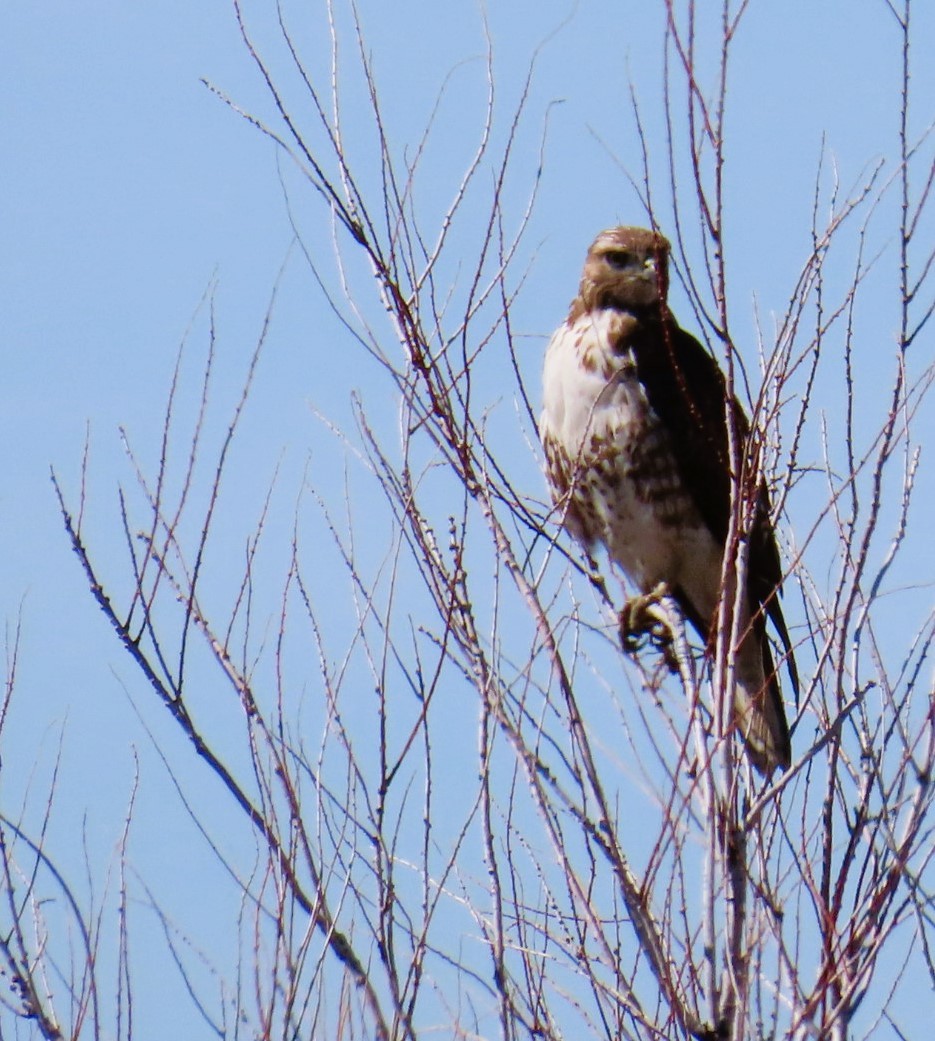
733 634 792 776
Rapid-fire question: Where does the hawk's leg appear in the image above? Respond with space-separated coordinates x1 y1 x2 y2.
584 554 613 608
618 582 679 672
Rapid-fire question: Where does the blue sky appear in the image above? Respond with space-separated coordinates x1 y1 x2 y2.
1 2 933 1038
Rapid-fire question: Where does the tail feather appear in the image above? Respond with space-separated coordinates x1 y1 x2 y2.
733 634 792 776
733 676 792 776
765 593 800 707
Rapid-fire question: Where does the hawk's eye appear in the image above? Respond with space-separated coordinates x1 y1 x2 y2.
604 249 635 270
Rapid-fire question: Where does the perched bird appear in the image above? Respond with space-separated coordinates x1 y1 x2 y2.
540 226 796 775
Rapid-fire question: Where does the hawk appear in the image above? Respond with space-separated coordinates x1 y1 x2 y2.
540 226 797 775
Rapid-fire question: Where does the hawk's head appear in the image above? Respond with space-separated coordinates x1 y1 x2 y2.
578 226 670 313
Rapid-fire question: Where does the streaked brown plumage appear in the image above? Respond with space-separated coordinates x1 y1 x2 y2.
540 226 796 775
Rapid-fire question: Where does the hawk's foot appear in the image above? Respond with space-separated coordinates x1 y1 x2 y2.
618 582 678 672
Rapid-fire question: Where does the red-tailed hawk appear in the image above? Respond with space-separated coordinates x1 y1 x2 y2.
540 226 797 775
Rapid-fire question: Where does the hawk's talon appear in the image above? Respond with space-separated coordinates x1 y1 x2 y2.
618 582 678 672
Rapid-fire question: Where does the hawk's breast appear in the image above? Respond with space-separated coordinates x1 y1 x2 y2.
540 308 720 598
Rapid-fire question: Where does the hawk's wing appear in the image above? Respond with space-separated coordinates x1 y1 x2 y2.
629 321 734 544
629 320 799 699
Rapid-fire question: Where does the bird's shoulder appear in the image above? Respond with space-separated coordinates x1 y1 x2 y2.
629 320 730 432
